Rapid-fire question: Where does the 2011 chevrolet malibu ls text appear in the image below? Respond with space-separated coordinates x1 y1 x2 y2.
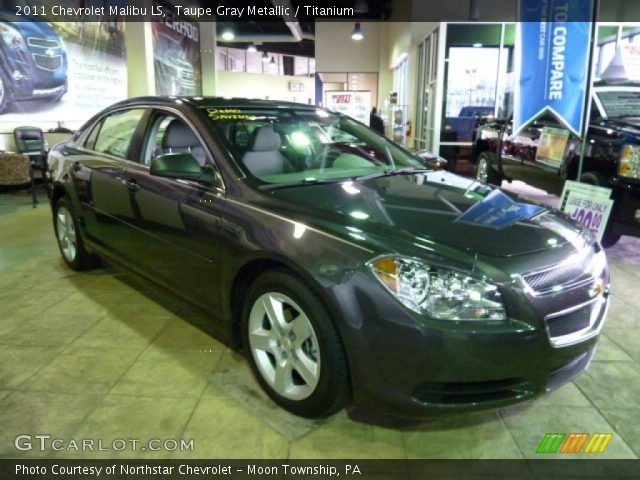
46 97 610 418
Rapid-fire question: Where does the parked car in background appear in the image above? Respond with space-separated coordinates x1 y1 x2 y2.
444 105 495 143
472 82 640 248
0 13 68 113
48 97 609 419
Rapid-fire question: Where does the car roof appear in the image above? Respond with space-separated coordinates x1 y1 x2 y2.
109 96 319 111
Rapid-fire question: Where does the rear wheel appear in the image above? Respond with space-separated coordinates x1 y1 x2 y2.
242 270 349 418
579 172 621 248
54 197 100 270
476 152 502 185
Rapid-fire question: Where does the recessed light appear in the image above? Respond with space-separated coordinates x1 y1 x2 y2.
221 29 235 41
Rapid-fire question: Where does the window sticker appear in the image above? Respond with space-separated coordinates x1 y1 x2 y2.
207 108 257 121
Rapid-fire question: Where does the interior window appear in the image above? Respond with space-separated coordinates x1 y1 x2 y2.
93 109 145 159
143 112 208 167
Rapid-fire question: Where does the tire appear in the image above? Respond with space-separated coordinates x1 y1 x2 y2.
579 172 621 248
0 71 14 114
476 152 502 185
53 197 100 271
242 270 350 418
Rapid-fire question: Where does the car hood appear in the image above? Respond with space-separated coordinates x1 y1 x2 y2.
269 171 585 257
0 15 59 39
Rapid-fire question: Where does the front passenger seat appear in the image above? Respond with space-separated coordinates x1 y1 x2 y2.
241 125 290 177
161 119 207 166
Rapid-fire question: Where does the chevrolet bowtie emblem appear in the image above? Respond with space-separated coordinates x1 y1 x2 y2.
45 48 54 57
589 280 606 298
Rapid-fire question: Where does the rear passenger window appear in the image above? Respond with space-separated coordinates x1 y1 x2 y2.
93 109 145 159
84 121 102 150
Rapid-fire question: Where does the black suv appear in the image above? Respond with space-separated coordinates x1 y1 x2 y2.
472 82 640 247
0 13 68 113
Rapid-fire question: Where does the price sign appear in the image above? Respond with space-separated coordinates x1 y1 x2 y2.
560 180 614 242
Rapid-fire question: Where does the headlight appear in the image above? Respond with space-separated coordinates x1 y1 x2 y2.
0 24 26 49
619 144 640 179
369 256 507 321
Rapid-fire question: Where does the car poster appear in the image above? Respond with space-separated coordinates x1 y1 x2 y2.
535 127 570 170
324 90 371 125
0 17 127 130
560 180 614 243
152 0 202 96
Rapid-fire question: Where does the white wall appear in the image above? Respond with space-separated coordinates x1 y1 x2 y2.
216 71 315 104
315 22 381 73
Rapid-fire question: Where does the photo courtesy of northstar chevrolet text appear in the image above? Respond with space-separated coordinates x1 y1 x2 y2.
0 0 639 478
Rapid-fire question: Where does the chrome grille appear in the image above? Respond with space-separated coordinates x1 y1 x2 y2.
28 37 60 49
33 54 63 71
546 304 591 337
523 262 586 292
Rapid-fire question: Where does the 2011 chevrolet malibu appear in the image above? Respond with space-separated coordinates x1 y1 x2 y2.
47 97 610 418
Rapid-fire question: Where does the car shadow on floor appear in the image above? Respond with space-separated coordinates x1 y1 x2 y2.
63 261 534 432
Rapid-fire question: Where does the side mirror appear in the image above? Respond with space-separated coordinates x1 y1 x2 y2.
150 153 211 184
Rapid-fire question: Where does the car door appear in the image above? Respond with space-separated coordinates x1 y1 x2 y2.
119 108 226 312
499 124 565 195
73 107 150 264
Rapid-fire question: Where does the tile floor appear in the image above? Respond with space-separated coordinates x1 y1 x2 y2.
0 189 639 459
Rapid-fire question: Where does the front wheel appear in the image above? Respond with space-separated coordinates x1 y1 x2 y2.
242 270 350 418
476 152 502 185
54 197 100 270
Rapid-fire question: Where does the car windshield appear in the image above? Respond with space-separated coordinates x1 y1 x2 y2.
201 106 424 186
594 87 640 118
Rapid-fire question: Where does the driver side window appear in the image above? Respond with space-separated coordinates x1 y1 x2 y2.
143 113 207 167
143 111 224 189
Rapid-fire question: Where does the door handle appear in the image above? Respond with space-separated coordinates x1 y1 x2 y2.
122 178 140 193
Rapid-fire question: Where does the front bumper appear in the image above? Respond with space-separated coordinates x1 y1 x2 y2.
328 252 610 418
1 43 67 100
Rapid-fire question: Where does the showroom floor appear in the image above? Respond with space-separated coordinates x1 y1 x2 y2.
1 187 639 460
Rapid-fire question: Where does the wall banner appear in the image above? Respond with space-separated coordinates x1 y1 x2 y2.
514 0 595 136
0 14 127 130
152 0 202 97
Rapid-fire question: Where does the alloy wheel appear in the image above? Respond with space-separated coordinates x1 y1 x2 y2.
56 206 77 262
248 292 321 401
477 157 489 183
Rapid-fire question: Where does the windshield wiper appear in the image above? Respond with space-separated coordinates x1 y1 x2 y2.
353 167 433 182
259 177 346 190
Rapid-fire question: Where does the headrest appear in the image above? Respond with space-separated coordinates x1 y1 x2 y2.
248 125 281 152
162 119 199 149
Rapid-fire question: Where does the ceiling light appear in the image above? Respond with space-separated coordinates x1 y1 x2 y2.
221 29 235 41
270 56 276 65
352 23 364 41
261 51 270 62
247 43 257 53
